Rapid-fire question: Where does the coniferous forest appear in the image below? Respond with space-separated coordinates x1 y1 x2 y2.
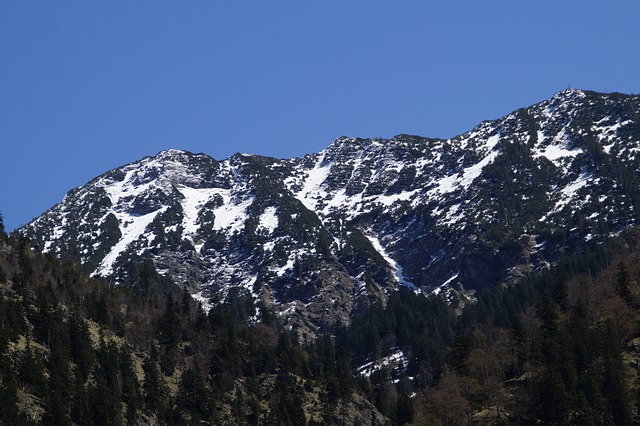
3 210 640 425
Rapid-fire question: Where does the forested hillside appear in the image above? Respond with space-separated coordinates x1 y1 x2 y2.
0 216 389 425
4 209 640 424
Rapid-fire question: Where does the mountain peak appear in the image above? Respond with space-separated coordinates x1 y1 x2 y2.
551 87 587 101
154 148 194 159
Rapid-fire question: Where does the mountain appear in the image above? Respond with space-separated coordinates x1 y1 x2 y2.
19 88 640 338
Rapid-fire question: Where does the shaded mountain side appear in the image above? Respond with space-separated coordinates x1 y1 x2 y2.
407 225 640 424
18 89 640 338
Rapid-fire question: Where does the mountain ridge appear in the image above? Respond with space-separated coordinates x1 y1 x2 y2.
19 88 640 338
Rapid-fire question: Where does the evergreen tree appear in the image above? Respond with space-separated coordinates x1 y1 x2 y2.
90 373 123 426
267 372 306 425
18 340 47 398
158 291 180 348
181 285 191 316
0 354 21 426
42 316 73 426
70 375 93 426
616 260 632 304
600 320 632 425
142 355 163 412
68 311 95 383
177 366 211 421
119 345 140 425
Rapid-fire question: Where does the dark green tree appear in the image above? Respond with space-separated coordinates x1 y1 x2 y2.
178 366 211 421
616 260 632 304
267 372 306 425
181 285 191 316
70 375 93 426
68 311 95 383
18 340 47 398
600 320 632 425
142 355 163 412
158 292 180 348
42 315 73 426
0 355 21 426
119 345 140 425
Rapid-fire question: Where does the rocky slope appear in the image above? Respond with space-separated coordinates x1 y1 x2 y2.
20 89 640 337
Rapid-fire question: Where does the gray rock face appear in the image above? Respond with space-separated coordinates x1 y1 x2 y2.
20 89 640 337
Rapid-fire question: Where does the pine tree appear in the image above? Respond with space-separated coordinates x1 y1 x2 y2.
181 285 191 316
0 351 23 424
119 345 140 425
158 292 180 348
178 366 211 421
19 340 47 398
142 355 163 412
90 373 123 426
600 320 633 425
68 311 95 383
616 260 632 304
42 314 73 426
70 375 92 426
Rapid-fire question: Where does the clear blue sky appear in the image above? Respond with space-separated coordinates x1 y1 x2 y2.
1 2 639 231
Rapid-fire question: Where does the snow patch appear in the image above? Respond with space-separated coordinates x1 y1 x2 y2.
258 206 279 234
534 144 582 162
93 207 167 278
178 185 220 237
192 290 215 312
293 154 332 211
430 150 500 195
212 193 254 232
539 173 591 221
432 272 459 296
366 234 416 290
357 349 408 378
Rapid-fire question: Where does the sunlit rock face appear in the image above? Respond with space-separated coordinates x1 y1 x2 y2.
21 89 640 338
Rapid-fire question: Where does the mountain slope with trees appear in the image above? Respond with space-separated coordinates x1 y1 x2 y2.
0 220 391 425
5 205 640 424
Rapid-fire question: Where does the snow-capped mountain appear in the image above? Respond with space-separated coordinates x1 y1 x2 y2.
20 89 640 337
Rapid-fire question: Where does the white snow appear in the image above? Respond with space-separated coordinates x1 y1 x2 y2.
243 275 261 322
211 192 253 232
533 126 583 166
258 206 279 234
430 149 500 195
375 190 419 207
437 203 465 227
534 144 582 162
557 173 590 207
178 186 217 234
192 290 215 312
263 240 276 252
43 218 67 252
592 119 633 143
357 348 408 378
93 207 167 277
293 154 332 211
271 248 305 277
366 234 416 290
539 172 591 222
432 272 459 296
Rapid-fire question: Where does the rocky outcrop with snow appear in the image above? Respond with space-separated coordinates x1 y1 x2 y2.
20 89 640 337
